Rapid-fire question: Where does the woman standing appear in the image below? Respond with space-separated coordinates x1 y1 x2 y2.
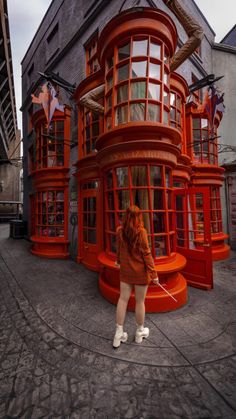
113 205 159 348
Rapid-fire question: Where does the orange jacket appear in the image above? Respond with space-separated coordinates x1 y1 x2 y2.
116 227 157 285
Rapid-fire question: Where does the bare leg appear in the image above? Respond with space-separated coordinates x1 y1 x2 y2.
134 285 148 326
116 282 133 325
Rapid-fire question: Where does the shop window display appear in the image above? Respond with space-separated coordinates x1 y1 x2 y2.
35 120 65 169
192 117 218 164
105 165 173 259
35 190 65 237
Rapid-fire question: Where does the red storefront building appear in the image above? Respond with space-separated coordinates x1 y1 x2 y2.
22 0 230 313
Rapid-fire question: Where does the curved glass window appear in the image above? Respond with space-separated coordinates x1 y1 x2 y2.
105 36 170 129
104 164 173 259
35 120 65 169
192 117 218 164
35 190 65 238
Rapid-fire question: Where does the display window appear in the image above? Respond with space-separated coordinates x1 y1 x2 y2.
192 117 218 164
104 164 173 259
85 33 99 76
170 92 182 131
81 104 103 156
35 120 65 169
210 187 223 233
35 190 65 238
104 36 170 130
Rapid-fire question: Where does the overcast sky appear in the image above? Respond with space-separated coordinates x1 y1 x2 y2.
7 0 236 132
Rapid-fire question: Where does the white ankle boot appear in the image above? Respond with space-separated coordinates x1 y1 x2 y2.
113 324 128 348
135 325 149 343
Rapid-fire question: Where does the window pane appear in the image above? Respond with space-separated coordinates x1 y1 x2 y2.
131 81 146 99
132 39 148 56
150 190 163 209
150 42 161 59
88 213 96 228
118 64 129 82
117 84 128 103
106 115 112 130
164 91 169 106
193 118 200 129
109 234 116 253
130 103 145 121
88 229 96 243
132 189 149 209
107 75 113 90
148 82 160 100
118 43 130 61
115 105 128 125
149 63 160 79
164 72 168 84
142 213 151 233
107 55 114 69
153 212 165 233
131 61 147 78
163 111 169 124
154 236 167 257
170 93 176 106
150 166 162 186
165 168 171 187
201 118 208 129
107 170 113 189
147 104 160 121
117 190 130 210
92 123 99 137
88 197 96 211
131 166 147 186
108 192 114 210
108 212 116 231
116 167 129 187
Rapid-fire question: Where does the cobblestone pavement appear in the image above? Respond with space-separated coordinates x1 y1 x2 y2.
0 223 236 418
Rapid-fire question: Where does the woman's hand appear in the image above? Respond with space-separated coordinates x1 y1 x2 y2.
152 276 159 285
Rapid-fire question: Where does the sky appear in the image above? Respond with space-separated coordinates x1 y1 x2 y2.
7 0 236 133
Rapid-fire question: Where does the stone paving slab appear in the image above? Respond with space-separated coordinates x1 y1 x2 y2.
0 223 236 418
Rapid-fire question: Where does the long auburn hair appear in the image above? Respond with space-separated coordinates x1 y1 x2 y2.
122 205 144 254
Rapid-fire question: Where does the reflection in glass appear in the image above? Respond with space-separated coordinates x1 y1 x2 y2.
132 39 148 56
131 166 147 186
150 42 161 59
153 212 165 233
109 212 116 231
108 192 114 210
117 84 128 103
118 43 130 61
170 93 176 106
131 61 147 78
201 118 208 129
109 234 116 253
147 104 160 121
150 166 162 186
107 170 113 189
118 64 129 82
130 103 145 121
164 91 169 106
117 190 130 210
133 189 149 209
164 72 168 84
88 212 96 227
88 229 96 243
154 236 167 257
107 75 113 90
131 82 146 99
115 105 128 125
163 111 169 124
149 63 160 79
148 82 160 100
116 167 129 187
150 190 163 210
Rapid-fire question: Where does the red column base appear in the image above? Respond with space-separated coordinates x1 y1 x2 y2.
99 271 187 313
31 236 69 259
212 244 230 261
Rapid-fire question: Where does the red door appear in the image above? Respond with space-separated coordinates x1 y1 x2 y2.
174 187 213 289
79 180 102 271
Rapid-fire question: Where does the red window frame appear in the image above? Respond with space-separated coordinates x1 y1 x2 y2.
192 116 218 165
104 35 170 131
104 164 174 260
85 33 100 76
35 120 65 169
35 190 66 238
